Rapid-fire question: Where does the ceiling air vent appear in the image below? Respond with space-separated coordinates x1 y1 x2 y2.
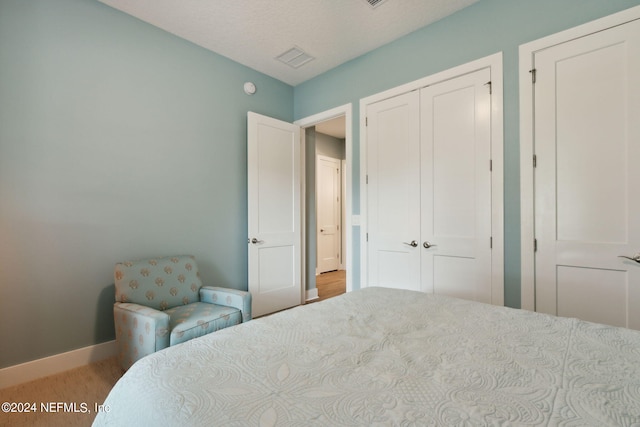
276 46 315 69
363 0 387 8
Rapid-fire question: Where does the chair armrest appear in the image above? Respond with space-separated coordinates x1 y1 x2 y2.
114 303 171 370
200 287 252 322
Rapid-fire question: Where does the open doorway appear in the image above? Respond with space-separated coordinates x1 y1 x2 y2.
314 119 346 300
295 104 352 302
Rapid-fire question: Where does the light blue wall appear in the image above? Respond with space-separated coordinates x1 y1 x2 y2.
293 0 640 308
0 0 292 368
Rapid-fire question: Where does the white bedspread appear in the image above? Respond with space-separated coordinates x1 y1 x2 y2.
94 287 640 426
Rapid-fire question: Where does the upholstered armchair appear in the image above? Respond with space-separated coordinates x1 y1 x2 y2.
113 255 251 370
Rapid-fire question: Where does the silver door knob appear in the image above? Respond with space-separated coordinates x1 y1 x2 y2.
619 253 640 263
403 240 418 247
423 241 437 249
250 238 264 244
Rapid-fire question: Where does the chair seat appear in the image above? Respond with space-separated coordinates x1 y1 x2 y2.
165 302 242 346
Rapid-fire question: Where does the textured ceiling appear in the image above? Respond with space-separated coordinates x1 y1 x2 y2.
99 0 479 86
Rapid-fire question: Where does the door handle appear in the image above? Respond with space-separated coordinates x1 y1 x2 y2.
618 253 640 263
403 240 418 248
250 238 264 244
423 241 437 249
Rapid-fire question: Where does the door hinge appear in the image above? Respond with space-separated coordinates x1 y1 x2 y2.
490 236 493 249
366 232 369 242
490 159 493 171
366 174 369 184
534 238 538 252
533 154 537 168
366 117 368 126
485 81 492 94
530 68 537 84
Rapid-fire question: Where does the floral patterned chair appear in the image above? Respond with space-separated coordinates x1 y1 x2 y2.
113 255 251 370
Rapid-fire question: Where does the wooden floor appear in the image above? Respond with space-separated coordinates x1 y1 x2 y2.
315 269 346 301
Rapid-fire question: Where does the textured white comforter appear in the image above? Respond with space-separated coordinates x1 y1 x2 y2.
94 287 640 426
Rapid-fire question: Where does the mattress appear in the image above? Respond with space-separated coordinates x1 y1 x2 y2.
93 287 640 426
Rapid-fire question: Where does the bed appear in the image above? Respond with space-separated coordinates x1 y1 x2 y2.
93 287 640 426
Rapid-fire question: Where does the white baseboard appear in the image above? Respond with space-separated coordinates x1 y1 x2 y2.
0 340 117 389
306 288 319 302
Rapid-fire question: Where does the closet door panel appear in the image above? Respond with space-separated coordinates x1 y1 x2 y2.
366 91 421 291
420 69 492 302
533 19 640 329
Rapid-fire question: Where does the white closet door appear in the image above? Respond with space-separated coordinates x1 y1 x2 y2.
534 19 640 329
420 69 492 303
366 91 421 291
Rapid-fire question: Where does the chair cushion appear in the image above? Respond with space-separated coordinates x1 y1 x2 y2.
165 302 242 346
115 255 202 311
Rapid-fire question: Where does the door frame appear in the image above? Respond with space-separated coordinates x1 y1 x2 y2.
519 5 640 311
295 103 353 294
360 52 504 305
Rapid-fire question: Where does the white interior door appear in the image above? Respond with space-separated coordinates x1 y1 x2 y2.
316 155 341 274
420 68 493 303
534 19 640 329
247 112 302 317
366 91 421 291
